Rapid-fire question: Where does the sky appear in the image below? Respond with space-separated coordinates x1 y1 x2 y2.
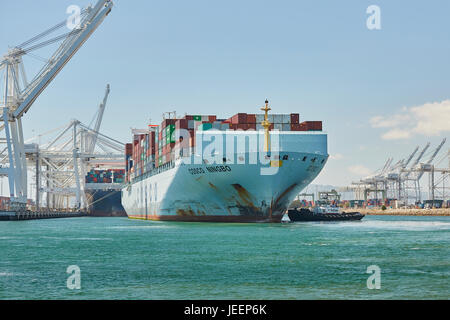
0 0 449 188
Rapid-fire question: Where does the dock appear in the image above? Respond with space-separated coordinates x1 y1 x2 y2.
0 210 88 221
358 208 450 216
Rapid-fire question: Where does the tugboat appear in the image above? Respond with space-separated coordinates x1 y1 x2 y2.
287 206 364 222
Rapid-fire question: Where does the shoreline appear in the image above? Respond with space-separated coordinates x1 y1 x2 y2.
355 208 450 216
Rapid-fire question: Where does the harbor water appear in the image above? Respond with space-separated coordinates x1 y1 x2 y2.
0 215 449 299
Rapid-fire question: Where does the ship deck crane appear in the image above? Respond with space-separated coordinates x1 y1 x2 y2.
0 0 113 210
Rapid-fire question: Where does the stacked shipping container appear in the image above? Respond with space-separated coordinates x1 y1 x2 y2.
85 169 125 184
126 113 323 181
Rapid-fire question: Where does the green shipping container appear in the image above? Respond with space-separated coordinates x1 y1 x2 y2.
200 123 212 131
165 124 175 134
193 115 202 121
165 125 175 144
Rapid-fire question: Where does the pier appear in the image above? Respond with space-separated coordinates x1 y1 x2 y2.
0 210 87 221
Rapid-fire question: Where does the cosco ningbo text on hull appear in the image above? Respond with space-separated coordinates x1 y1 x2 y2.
121 101 328 223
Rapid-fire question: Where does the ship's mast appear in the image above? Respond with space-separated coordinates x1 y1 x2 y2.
260 99 272 153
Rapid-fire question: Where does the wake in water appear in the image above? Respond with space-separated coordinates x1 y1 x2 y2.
308 219 450 231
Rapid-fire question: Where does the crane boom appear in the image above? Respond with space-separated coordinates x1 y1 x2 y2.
0 0 113 208
417 138 446 180
404 142 430 179
10 0 113 119
87 84 110 153
403 146 419 169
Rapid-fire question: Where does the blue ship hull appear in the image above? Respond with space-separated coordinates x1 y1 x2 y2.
86 189 127 217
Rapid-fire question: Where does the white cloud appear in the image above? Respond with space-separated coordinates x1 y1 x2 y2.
329 153 344 160
410 100 450 136
370 99 450 140
348 165 372 176
369 114 411 128
381 128 411 140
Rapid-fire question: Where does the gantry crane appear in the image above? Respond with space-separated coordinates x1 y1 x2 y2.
348 139 448 206
416 138 446 201
0 0 113 210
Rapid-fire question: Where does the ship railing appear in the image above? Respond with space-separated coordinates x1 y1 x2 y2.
128 147 198 184
131 159 176 184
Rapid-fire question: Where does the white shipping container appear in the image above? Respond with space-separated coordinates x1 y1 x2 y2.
274 123 283 130
282 114 290 124
273 115 283 123
256 124 264 130
201 115 209 121
282 123 291 131
256 114 264 122
221 123 230 130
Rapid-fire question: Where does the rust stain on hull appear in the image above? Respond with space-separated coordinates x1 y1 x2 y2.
271 183 297 213
128 214 282 223
176 208 196 216
231 183 261 214
208 182 218 191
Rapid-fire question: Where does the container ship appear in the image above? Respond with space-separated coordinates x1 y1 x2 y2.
85 169 127 217
121 101 328 223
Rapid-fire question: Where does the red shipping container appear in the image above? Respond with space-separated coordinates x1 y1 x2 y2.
314 121 322 130
290 123 305 131
162 119 176 128
300 122 309 131
290 113 299 124
208 115 217 122
247 123 256 130
247 114 256 124
184 115 194 120
231 113 247 124
237 124 249 130
301 121 322 131
125 143 133 155
176 119 188 129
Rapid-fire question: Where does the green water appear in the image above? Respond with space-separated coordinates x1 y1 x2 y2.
0 216 448 299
